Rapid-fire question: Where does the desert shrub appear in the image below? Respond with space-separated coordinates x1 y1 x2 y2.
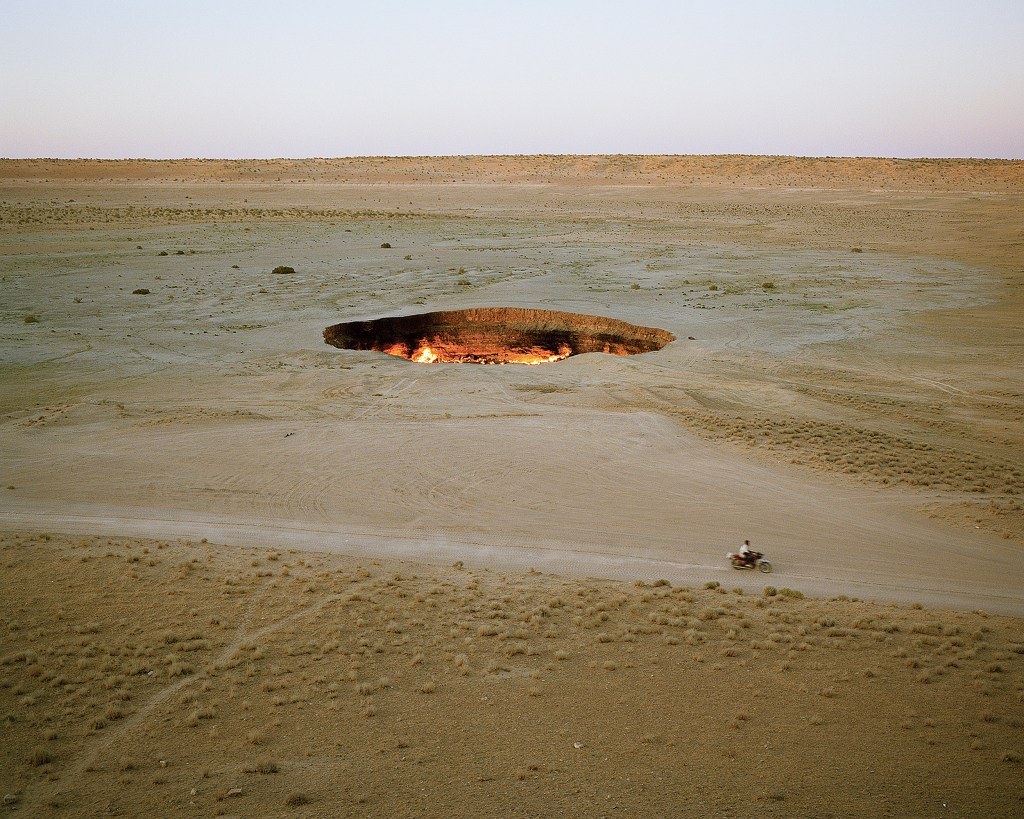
704 581 720 590
763 586 778 597
284 791 311 807
132 288 150 295
762 282 776 289
271 265 295 274
158 250 168 256
28 746 52 766
779 588 804 599
104 705 125 721
253 758 279 774
168 660 194 677
23 315 39 324
380 242 391 249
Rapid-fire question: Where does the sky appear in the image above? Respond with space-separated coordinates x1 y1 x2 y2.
1 0 1022 159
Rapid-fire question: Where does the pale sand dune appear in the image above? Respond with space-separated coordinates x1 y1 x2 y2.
1 156 1022 814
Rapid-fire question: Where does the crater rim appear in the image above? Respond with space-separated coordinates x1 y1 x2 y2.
323 306 676 365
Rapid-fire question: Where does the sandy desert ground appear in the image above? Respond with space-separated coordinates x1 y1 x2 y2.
1 156 1022 815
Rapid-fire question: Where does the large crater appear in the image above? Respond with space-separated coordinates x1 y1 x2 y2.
323 307 675 365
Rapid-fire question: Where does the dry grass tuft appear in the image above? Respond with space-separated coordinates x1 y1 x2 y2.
28 746 53 767
284 791 312 807
248 758 279 774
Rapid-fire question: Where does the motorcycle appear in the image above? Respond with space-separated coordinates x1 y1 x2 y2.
726 550 772 573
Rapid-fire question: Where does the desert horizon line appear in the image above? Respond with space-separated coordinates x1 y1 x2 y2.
2 153 1022 163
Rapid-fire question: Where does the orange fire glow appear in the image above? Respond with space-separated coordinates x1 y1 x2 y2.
381 341 572 365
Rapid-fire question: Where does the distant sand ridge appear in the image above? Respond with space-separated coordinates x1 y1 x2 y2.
2 155 1023 191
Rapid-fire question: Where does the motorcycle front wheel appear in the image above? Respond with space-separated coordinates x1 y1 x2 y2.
758 560 772 573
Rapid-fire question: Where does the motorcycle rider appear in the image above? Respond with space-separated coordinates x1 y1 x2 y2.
739 539 755 567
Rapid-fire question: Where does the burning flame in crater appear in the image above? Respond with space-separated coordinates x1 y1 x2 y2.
382 342 572 365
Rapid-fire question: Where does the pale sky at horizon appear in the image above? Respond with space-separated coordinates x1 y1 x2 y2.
2 0 1022 160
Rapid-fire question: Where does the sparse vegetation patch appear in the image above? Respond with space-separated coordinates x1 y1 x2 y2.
0 531 1020 816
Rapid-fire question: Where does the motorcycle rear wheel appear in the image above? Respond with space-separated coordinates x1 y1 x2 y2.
758 560 772 573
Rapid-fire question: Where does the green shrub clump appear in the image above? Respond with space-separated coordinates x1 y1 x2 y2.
271 265 296 274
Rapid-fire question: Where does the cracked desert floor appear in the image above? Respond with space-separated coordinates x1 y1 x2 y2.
1 156 1022 816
